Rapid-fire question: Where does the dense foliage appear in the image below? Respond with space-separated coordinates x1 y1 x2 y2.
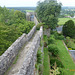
48 44 59 56
0 6 34 55
48 36 55 45
64 37 75 50
50 58 64 68
63 20 75 38
36 0 61 30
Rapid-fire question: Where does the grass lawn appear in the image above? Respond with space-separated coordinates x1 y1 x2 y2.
26 10 34 12
58 18 75 26
43 48 50 75
56 40 75 75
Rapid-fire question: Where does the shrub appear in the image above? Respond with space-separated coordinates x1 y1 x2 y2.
68 48 72 50
37 50 42 64
48 37 55 45
50 30 57 34
50 58 64 68
65 38 75 50
48 44 59 56
43 35 48 44
71 46 75 50
63 20 75 38
57 35 64 40
53 32 58 39
54 32 64 40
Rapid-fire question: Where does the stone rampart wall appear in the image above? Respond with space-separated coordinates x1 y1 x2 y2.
17 26 43 75
0 25 36 75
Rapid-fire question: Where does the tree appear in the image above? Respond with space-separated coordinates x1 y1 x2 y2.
0 6 35 55
70 13 74 17
36 0 61 30
63 20 75 38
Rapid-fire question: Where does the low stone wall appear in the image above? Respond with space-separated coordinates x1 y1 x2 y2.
63 41 75 61
69 50 75 60
17 26 43 75
0 25 36 75
27 26 36 41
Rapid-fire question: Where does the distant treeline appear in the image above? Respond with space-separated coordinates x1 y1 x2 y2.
62 6 75 10
60 6 75 18
7 7 36 13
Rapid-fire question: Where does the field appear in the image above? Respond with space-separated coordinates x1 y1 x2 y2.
58 18 75 25
26 10 34 12
56 40 75 75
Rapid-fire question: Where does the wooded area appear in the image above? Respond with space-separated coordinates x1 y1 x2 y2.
0 6 34 55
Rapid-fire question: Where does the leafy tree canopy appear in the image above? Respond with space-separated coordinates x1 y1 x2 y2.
36 0 61 30
63 20 75 38
0 6 34 55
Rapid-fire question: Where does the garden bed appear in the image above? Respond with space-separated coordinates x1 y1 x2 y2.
48 31 75 75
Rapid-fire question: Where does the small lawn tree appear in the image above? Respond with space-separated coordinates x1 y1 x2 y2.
63 20 75 38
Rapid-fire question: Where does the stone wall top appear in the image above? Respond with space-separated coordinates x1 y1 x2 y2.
17 26 43 75
0 25 37 75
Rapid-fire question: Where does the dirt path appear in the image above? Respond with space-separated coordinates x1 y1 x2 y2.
5 32 37 75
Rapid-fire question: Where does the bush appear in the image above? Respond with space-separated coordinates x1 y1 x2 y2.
50 30 57 34
48 44 59 56
57 35 64 40
65 37 75 50
53 32 58 39
37 50 42 64
54 32 64 40
64 37 70 45
68 48 72 50
71 46 75 50
50 58 64 68
48 37 55 45
63 20 75 38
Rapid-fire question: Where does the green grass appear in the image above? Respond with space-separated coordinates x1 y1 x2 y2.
43 48 50 75
56 40 75 75
26 10 34 12
58 18 75 25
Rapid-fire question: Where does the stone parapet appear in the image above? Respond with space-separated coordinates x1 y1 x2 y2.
17 26 43 75
0 25 36 75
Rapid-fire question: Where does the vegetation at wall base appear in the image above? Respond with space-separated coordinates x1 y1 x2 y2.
43 35 50 75
64 37 75 50
43 48 50 75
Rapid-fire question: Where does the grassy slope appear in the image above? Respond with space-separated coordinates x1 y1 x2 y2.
56 40 75 75
58 18 75 25
43 48 50 75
